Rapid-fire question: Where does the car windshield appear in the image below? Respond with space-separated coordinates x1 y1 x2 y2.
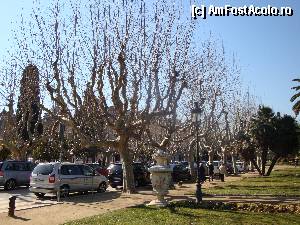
32 164 54 175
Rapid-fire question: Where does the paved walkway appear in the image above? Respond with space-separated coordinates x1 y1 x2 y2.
0 171 298 225
0 195 60 214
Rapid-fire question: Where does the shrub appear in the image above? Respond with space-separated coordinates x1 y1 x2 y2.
168 201 300 214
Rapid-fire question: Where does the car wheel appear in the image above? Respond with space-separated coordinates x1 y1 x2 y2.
4 179 16 191
60 185 70 198
34 193 46 198
97 182 107 193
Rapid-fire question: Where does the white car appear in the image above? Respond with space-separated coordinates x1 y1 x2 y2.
236 161 245 173
210 161 221 175
29 162 108 198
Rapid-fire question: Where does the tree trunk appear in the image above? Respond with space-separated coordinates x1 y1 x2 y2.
20 145 29 161
249 161 254 171
250 158 262 175
261 148 268 175
222 152 227 163
266 155 280 176
208 150 214 163
232 154 238 175
257 155 261 171
119 136 135 193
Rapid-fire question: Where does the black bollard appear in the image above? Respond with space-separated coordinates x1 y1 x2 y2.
8 195 17 217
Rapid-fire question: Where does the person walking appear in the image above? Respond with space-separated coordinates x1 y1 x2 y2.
199 163 206 183
219 162 226 182
208 162 214 182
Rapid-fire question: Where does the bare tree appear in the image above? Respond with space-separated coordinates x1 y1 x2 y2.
180 38 241 175
13 0 194 193
0 59 19 157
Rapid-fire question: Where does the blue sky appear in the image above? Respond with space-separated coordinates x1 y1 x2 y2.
195 0 300 116
0 0 299 116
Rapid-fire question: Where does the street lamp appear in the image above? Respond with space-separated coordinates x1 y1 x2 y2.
191 101 202 203
58 120 65 162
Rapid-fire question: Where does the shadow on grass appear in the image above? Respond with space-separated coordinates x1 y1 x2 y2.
167 205 202 219
165 195 196 202
210 186 225 189
224 185 238 189
131 202 202 219
130 204 159 210
227 174 242 177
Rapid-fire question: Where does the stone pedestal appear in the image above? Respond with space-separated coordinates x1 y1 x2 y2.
147 150 172 207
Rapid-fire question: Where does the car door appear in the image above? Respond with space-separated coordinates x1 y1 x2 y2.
24 162 33 185
6 162 28 185
4 162 16 183
18 162 31 185
60 165 84 191
60 165 72 189
81 165 95 190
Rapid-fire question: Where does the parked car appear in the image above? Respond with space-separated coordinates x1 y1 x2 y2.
236 161 245 173
0 160 36 190
29 162 108 198
170 164 192 182
86 163 108 177
226 162 234 174
179 161 189 168
211 161 222 175
188 161 209 176
107 162 150 188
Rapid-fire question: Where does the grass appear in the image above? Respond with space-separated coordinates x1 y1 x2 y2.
202 167 300 196
64 203 300 225
63 166 300 225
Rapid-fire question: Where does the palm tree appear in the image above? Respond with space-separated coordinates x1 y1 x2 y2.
291 79 300 115
249 105 276 175
266 114 299 175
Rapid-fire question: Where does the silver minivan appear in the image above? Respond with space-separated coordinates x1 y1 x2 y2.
29 162 108 198
0 160 35 190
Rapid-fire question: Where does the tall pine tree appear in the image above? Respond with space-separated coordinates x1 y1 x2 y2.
16 64 43 159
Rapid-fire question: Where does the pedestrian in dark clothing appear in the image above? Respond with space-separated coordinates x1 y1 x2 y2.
199 163 206 183
208 162 214 182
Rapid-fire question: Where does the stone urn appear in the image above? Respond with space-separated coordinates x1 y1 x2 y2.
147 149 172 207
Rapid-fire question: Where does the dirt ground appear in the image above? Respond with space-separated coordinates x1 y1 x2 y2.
0 168 298 225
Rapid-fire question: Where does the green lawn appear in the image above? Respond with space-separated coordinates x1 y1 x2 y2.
64 204 300 225
63 167 300 225
203 167 300 196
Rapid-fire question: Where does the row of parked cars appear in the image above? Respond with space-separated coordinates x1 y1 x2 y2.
173 160 246 176
1 159 246 197
0 160 109 198
0 160 194 194
0 160 153 196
